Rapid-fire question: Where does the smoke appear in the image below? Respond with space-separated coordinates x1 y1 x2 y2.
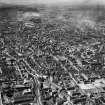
0 0 104 6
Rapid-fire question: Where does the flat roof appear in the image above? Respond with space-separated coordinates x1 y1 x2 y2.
78 79 105 90
78 83 95 90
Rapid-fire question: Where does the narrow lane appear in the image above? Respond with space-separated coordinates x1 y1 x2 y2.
0 91 3 105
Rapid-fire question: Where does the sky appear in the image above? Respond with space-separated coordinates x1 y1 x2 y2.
0 0 104 6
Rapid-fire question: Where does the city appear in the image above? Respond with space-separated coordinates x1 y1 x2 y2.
0 3 105 105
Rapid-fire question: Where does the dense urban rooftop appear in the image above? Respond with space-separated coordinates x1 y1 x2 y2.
0 4 105 105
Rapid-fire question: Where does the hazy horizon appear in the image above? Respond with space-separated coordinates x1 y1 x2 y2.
0 0 104 6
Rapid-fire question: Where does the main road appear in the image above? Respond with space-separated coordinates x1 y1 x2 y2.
18 59 42 105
